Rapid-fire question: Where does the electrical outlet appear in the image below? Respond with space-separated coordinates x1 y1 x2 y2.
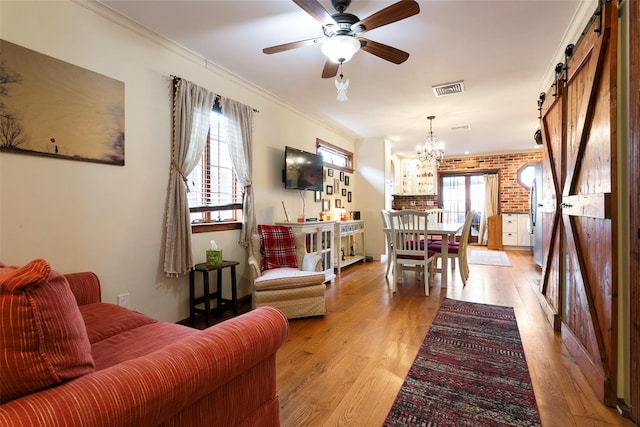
117 293 130 309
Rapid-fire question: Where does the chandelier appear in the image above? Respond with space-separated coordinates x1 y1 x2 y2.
417 115 445 165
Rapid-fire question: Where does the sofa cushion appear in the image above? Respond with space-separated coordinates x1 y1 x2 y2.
91 322 199 370
258 225 298 270
79 302 158 344
427 241 461 254
254 268 326 291
0 259 95 402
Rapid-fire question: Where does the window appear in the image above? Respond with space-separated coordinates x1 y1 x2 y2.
517 164 536 188
187 109 243 232
316 138 353 172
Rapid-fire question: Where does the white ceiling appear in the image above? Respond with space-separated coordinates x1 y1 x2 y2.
98 0 595 158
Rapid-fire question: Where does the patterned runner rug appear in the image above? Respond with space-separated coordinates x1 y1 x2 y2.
468 249 512 266
384 299 541 427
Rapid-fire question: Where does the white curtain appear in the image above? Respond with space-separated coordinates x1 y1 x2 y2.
478 173 499 245
221 97 255 247
163 79 217 276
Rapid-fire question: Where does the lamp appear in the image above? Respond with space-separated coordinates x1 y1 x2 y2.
417 115 445 165
321 35 361 64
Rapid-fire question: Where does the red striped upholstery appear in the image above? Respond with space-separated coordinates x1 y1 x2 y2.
0 306 288 426
0 260 94 402
90 322 199 371
64 271 101 305
0 262 289 426
79 302 157 344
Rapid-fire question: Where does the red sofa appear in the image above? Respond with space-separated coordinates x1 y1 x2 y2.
0 260 288 427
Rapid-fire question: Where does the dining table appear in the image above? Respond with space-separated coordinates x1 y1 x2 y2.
425 221 465 289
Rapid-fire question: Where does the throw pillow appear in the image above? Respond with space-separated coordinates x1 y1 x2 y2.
302 253 321 272
258 225 298 270
0 259 95 402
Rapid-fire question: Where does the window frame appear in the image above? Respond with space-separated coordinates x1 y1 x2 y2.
316 138 354 173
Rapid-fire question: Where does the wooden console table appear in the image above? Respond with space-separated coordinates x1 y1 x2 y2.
335 220 366 274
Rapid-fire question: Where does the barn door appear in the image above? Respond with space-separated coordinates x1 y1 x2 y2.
561 1 618 406
537 76 565 331
537 1 618 406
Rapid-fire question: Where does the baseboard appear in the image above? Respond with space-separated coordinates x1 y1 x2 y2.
616 398 631 419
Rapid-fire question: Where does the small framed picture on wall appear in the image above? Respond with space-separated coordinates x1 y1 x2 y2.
335 199 342 208
342 188 347 196
322 199 330 211
315 190 321 202
334 179 340 192
344 175 350 186
340 171 345 181
326 185 333 195
347 191 352 203
327 168 334 177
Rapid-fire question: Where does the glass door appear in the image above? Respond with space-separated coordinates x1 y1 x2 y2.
440 173 489 242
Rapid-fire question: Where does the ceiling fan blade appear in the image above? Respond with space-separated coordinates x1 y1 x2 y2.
359 38 410 64
322 60 339 79
293 0 337 28
352 0 420 33
263 37 324 54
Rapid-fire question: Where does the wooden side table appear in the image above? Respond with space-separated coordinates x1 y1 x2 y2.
189 260 239 327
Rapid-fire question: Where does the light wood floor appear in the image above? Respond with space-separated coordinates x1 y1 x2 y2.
275 247 635 427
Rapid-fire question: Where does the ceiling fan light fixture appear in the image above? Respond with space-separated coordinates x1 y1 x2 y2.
321 35 360 63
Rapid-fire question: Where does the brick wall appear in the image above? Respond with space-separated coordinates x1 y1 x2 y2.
392 151 542 213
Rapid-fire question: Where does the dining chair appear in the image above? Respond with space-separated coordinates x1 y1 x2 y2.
381 210 394 278
425 208 446 242
389 209 435 295
428 210 474 285
426 208 446 223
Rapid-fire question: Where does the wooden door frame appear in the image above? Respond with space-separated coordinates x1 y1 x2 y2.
628 0 639 422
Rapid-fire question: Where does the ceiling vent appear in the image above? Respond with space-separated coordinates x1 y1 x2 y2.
432 80 465 97
450 124 471 132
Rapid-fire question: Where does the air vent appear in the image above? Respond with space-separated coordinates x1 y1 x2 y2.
450 124 471 132
432 80 465 97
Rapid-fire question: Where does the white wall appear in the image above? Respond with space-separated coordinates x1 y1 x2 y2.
354 137 386 260
0 0 356 323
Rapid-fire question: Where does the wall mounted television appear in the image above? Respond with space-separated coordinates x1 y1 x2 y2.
284 146 324 191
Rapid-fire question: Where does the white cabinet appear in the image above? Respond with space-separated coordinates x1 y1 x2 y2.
276 221 336 282
398 159 437 195
502 213 532 248
335 220 366 274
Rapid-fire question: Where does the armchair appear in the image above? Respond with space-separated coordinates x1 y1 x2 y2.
248 226 327 319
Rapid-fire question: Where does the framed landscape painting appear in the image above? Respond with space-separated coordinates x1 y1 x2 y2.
0 39 125 165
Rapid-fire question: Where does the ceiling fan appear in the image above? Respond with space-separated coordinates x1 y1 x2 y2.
262 0 420 78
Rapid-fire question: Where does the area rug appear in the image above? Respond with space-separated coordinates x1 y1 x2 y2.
384 299 541 427
468 249 512 266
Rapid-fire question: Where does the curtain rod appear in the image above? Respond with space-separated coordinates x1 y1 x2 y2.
170 74 259 113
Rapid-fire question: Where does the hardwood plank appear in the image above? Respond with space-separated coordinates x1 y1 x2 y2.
273 248 634 426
